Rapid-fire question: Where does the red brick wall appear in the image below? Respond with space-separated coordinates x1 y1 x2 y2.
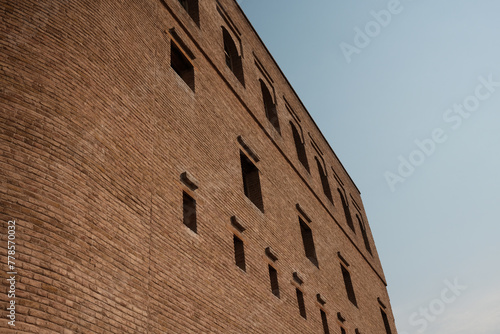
0 0 398 332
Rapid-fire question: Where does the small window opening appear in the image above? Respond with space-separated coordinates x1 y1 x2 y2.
268 265 280 298
341 265 357 307
357 214 372 255
338 189 355 232
320 310 330 334
299 218 318 268
178 0 200 26
260 79 280 132
291 122 310 172
381 309 393 334
315 157 333 203
233 235 246 271
240 152 264 211
182 192 197 233
171 41 194 91
222 27 244 85
296 288 307 319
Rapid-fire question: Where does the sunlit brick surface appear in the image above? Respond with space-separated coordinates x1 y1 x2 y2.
0 0 397 332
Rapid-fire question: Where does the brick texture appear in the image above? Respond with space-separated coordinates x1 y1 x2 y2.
0 0 398 332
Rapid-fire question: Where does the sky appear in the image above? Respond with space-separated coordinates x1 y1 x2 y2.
238 1 500 333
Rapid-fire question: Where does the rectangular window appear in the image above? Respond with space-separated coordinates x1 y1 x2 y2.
233 235 246 271
240 152 264 211
315 157 333 204
290 121 310 172
299 218 318 267
296 288 307 319
341 265 357 307
339 189 355 233
381 309 393 334
223 27 245 85
260 79 280 132
320 310 330 334
357 214 373 255
178 0 200 26
171 41 195 91
268 265 280 298
182 192 197 233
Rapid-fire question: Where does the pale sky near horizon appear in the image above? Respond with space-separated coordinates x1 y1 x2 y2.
239 1 500 333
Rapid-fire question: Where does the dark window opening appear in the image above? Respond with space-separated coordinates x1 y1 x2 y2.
381 309 393 334
315 157 333 203
260 79 280 132
299 218 318 268
240 152 264 211
341 265 357 307
290 122 310 172
171 41 194 91
222 27 245 85
338 189 355 232
341 327 347 334
178 0 199 26
357 214 372 255
233 235 246 271
182 192 197 233
296 288 307 319
268 265 280 298
320 310 330 334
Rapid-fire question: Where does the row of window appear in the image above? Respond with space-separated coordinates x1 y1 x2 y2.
172 1 390 332
180 151 392 333
289 122 373 257
174 0 364 231
172 2 371 255
185 148 363 300
240 135 372 258
176 0 341 210
169 22 373 257
183 188 392 334
184 186 391 333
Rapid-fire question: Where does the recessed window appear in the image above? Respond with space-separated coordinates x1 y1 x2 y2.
182 192 197 233
341 327 347 334
357 214 372 255
171 41 195 91
320 310 330 334
341 265 357 307
178 0 199 26
338 189 355 232
381 309 393 334
233 235 246 271
240 152 264 211
222 27 245 85
290 122 310 172
315 157 333 204
268 265 280 298
260 79 280 132
299 218 318 268
295 288 307 319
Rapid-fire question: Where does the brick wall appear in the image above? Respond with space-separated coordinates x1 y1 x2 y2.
0 0 398 332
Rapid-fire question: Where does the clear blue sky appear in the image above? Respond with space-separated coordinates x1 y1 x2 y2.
238 1 500 333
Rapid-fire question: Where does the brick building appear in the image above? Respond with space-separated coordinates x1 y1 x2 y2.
0 0 398 333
